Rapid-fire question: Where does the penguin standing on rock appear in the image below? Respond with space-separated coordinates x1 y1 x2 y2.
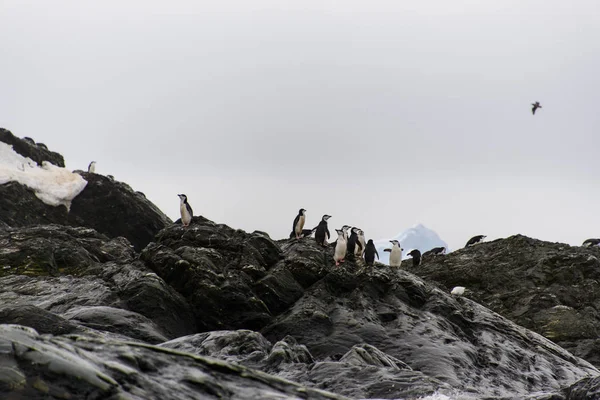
88 161 96 173
465 235 486 247
406 249 421 267
315 215 332 247
347 227 360 256
177 194 193 227
355 229 366 257
384 240 403 267
364 239 379 266
341 225 351 241
291 209 306 239
334 229 347 266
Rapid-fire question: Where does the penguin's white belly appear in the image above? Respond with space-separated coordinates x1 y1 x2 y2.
334 240 347 262
180 204 192 225
296 215 305 234
389 248 402 266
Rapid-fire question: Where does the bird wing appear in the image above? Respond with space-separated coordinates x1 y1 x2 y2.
292 215 300 232
383 249 391 252
375 249 379 260
326 227 330 239
186 203 194 216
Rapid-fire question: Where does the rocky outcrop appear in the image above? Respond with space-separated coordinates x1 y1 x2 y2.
0 225 195 342
408 235 600 367
160 330 447 399
143 220 599 398
0 324 345 400
141 216 284 331
0 128 64 167
0 131 171 250
68 172 172 251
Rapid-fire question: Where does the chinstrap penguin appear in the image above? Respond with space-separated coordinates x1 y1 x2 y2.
423 246 446 258
88 161 96 173
583 238 600 247
177 194 193 227
290 227 317 239
406 249 421 267
347 227 360 256
384 240 403 267
465 235 486 247
341 225 351 241
292 209 306 239
531 101 542 115
364 239 379 266
355 229 366 256
334 229 347 266
315 215 332 247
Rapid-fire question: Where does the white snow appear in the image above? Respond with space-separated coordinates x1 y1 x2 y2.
375 224 449 265
0 142 87 210
451 286 466 296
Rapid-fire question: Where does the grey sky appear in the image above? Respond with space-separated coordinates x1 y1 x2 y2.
1 0 599 250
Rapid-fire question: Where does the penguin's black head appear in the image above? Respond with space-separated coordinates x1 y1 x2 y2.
178 194 188 202
351 227 358 233
299 208 306 215
367 239 374 245
389 240 400 246
342 225 351 232
322 215 331 221
335 229 343 235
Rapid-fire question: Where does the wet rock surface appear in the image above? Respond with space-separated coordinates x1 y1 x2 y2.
144 222 599 398
0 225 195 342
0 324 345 400
408 235 600 367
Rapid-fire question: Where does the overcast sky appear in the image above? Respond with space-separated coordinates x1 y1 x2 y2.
1 0 599 250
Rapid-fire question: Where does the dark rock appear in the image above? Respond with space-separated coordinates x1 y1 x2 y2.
0 225 196 342
141 216 284 331
260 250 597 398
146 225 598 398
0 324 345 400
0 128 65 167
408 234 600 367
0 171 171 252
159 329 446 399
68 172 172 251
0 305 77 335
0 181 70 226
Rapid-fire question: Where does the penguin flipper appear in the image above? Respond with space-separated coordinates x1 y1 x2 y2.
375 249 379 260
326 228 330 239
383 248 391 252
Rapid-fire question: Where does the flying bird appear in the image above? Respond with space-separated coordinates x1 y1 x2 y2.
531 102 542 115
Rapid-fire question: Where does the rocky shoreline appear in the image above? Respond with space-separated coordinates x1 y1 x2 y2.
2 129 600 399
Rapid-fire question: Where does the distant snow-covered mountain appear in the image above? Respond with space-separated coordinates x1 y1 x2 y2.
374 224 449 265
